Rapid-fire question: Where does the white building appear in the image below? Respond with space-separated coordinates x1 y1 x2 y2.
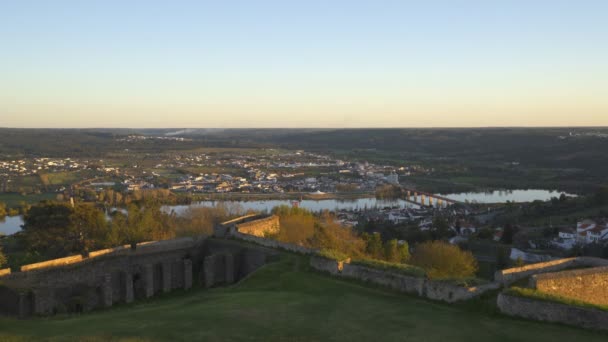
385 173 399 185
575 220 608 244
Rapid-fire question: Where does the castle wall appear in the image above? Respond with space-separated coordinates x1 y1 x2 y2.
494 257 608 286
497 293 608 331
231 231 316 255
235 215 280 237
0 238 203 316
530 266 608 306
309 256 500 303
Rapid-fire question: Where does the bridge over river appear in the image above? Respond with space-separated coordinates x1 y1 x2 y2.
402 188 460 208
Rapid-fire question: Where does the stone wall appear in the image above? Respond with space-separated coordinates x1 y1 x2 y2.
0 237 203 316
497 292 608 331
530 266 608 306
231 231 316 255
0 236 281 317
235 215 280 237
309 256 500 303
20 255 84 272
494 257 608 286
217 214 317 255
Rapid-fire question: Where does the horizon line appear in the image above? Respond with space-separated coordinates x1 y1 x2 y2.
1 125 608 130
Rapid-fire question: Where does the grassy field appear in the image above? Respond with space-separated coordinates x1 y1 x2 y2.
0 255 606 342
0 193 57 207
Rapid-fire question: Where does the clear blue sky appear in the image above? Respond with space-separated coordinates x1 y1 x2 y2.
1 0 607 128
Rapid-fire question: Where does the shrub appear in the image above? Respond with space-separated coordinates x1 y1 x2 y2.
318 249 350 261
410 241 478 280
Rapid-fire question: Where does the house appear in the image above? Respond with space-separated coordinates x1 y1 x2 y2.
558 228 576 240
387 211 409 224
588 225 608 243
459 223 477 236
493 228 504 242
575 220 608 244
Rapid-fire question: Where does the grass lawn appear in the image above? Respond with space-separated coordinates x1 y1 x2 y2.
0 193 57 207
0 255 606 342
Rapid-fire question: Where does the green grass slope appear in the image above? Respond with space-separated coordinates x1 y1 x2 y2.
0 255 606 342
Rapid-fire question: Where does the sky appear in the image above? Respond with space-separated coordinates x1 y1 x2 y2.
1 0 607 128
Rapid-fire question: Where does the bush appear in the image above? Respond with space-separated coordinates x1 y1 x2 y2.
410 241 478 280
318 249 349 261
351 258 426 278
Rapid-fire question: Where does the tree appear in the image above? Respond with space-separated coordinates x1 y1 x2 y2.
384 239 399 262
70 204 111 253
501 224 518 244
431 215 452 239
21 202 116 258
593 187 608 206
0 246 7 268
410 241 478 279
22 202 76 258
0 202 6 219
398 241 411 263
363 232 383 259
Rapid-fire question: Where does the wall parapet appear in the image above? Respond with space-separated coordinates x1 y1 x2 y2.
309 256 500 303
4 237 201 276
20 255 84 272
494 257 608 286
530 266 608 306
497 292 608 331
231 231 316 255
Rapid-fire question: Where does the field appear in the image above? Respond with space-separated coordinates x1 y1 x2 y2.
0 193 57 207
0 255 606 342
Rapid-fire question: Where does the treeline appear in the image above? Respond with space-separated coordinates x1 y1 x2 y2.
269 205 478 280
0 201 246 270
95 188 192 206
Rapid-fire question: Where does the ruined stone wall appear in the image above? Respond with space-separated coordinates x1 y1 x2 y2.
494 257 608 286
497 293 608 331
530 266 608 306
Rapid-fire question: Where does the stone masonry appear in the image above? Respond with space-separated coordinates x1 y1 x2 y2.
530 266 608 306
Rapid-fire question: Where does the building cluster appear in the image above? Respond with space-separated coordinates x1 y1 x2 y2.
0 149 435 198
551 219 608 250
158 150 429 195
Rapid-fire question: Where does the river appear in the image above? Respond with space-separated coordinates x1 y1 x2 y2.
0 189 576 235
